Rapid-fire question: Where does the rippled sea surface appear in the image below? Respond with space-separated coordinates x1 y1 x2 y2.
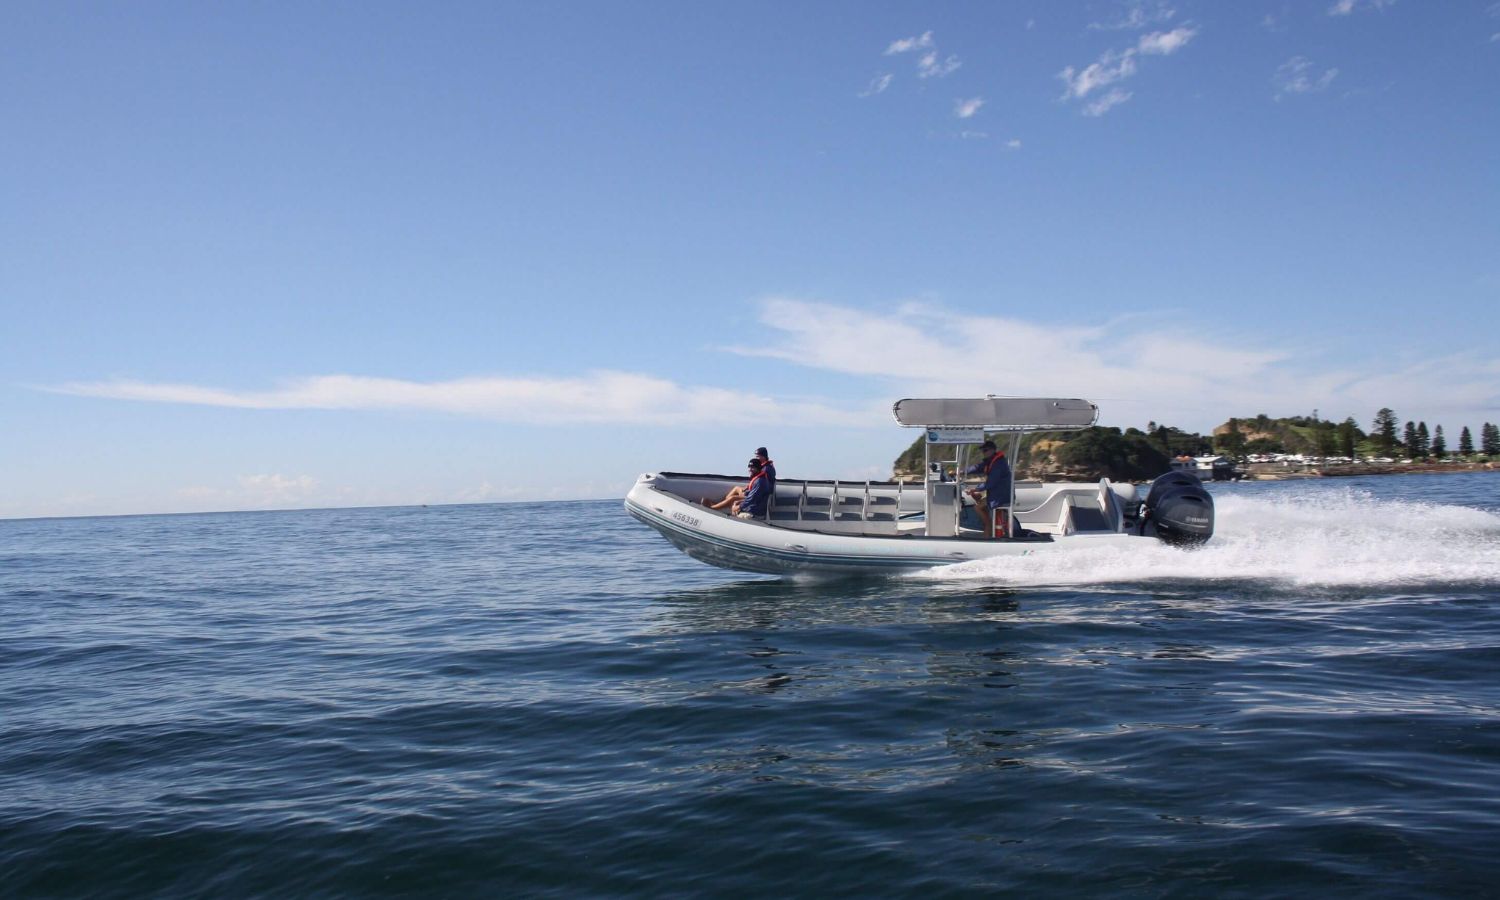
4 473 1500 897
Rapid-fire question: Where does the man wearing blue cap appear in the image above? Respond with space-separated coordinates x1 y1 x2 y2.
966 440 1012 538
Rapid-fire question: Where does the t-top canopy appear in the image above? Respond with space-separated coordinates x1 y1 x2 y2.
892 397 1099 431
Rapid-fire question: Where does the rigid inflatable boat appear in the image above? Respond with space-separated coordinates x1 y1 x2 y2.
625 397 1214 576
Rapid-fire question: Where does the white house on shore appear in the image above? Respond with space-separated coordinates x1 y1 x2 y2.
1169 455 1237 481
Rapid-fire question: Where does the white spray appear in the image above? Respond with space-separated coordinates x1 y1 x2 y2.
910 488 1500 589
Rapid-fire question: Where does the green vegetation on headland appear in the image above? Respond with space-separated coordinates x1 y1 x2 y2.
892 410 1500 483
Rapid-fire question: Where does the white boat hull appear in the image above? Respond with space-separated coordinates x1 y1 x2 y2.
625 473 1146 576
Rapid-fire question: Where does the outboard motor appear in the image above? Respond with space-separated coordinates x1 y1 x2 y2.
1140 472 1214 546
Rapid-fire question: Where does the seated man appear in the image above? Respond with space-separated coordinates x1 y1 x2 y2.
708 447 776 510
965 440 1013 538
732 458 771 519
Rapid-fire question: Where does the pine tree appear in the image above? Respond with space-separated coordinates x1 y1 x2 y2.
1338 418 1358 459
1416 422 1430 458
1459 426 1474 457
1483 423 1500 456
1315 422 1336 458
1431 425 1446 458
1403 421 1417 458
1372 408 1399 456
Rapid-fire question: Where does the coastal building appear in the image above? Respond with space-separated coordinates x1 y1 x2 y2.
1170 455 1238 481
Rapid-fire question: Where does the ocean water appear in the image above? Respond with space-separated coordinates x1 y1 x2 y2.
3 473 1500 897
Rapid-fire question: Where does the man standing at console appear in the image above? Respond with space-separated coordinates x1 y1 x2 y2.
966 440 1012 538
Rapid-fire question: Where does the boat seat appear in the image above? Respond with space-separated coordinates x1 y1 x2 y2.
1016 488 1118 535
761 482 908 529
1069 505 1109 531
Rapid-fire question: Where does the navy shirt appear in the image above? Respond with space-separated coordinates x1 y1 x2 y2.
740 472 771 517
966 453 1012 509
760 459 776 493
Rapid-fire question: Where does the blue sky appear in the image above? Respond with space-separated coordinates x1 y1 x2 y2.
4 0 1498 518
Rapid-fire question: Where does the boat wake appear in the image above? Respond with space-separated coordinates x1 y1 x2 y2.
911 489 1500 589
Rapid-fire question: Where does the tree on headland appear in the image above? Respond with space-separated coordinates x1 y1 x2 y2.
1459 426 1474 457
1151 424 1173 457
1338 418 1358 459
1483 423 1500 457
1416 422 1430 458
1054 427 1171 481
1315 421 1338 459
1403 421 1417 458
1431 425 1446 458
1371 408 1399 457
1245 437 1284 455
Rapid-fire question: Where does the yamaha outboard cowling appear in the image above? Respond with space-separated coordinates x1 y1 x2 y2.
1140 472 1214 546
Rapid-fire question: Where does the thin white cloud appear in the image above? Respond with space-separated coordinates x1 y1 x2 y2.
1085 88 1135 116
859 73 894 97
1274 56 1339 98
1137 26 1197 55
1059 50 1138 100
877 31 960 92
728 298 1284 409
885 31 934 55
954 97 985 118
1329 0 1395 16
44 371 870 427
918 51 962 79
1058 26 1197 115
725 298 1500 431
178 474 321 510
1005 138 1022 149
1089 1 1177 31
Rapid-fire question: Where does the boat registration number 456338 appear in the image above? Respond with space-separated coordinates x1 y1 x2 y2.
672 511 701 528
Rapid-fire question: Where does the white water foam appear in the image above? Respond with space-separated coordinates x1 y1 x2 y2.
910 489 1500 588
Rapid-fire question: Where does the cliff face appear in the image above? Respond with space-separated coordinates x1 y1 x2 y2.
1214 416 1361 456
1214 422 1277 442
